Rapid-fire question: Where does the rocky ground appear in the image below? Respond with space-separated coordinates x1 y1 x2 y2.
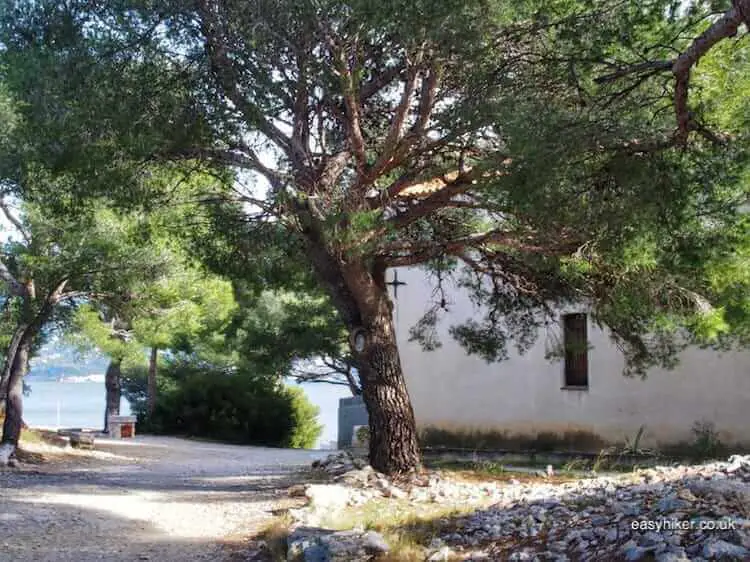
275 452 750 561
0 435 327 561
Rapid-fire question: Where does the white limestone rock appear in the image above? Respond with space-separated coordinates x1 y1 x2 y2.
304 484 351 512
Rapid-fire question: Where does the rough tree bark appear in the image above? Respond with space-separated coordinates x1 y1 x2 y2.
103 359 122 433
341 264 421 475
0 324 28 404
356 302 421 475
1 280 66 465
299 199 421 474
0 330 32 465
147 347 158 416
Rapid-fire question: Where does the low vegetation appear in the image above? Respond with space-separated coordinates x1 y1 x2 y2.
124 360 323 449
0 419 65 464
324 500 472 561
258 515 297 562
426 460 581 482
265 462 580 561
419 427 608 453
660 420 735 463
420 422 750 470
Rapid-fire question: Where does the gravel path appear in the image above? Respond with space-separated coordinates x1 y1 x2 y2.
0 436 328 561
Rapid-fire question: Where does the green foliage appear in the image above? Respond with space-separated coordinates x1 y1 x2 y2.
229 288 348 376
66 305 144 365
64 193 240 372
688 420 726 461
124 359 322 448
2 0 749 385
1 200 174 302
355 425 370 446
286 386 323 449
130 266 237 353
0 194 180 387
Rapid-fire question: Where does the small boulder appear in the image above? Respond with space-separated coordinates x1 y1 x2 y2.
656 495 689 513
362 531 389 554
336 468 373 488
383 485 408 500
655 550 691 562
428 546 455 561
69 432 95 450
701 539 749 560
305 484 351 512
287 528 323 560
302 544 329 562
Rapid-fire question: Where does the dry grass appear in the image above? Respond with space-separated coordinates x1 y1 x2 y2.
0 422 66 464
18 429 67 464
263 458 591 560
316 498 480 561
0 417 60 446
257 514 295 562
259 498 477 561
263 462 580 560
431 461 578 485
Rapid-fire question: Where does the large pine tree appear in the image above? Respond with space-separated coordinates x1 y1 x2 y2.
1 0 748 473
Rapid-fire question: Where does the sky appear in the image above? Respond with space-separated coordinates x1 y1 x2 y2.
288 378 349 448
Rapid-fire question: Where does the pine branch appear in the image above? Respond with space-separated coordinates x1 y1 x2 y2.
0 200 30 246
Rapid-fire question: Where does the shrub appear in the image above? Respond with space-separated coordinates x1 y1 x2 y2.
659 420 733 461
285 386 323 449
355 425 370 446
689 420 726 460
123 360 322 448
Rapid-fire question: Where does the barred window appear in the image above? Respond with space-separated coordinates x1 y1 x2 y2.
563 313 588 388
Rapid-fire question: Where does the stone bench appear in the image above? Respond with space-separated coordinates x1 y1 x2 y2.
69 432 95 450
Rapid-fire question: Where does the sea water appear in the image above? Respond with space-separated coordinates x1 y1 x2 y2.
23 378 131 430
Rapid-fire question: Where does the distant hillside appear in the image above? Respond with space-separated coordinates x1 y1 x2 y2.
27 343 109 381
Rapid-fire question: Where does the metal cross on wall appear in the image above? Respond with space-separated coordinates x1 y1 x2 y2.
385 270 407 327
385 270 407 300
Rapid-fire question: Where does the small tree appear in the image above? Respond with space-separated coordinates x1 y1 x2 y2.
0 200 173 462
67 305 141 432
70 261 237 426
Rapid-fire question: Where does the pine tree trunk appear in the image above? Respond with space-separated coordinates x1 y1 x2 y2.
0 323 29 405
0 364 8 404
147 347 158 416
0 281 64 465
104 359 122 433
357 303 421 475
333 261 421 476
299 218 420 475
0 334 31 464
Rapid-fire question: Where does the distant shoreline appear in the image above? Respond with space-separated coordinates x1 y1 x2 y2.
28 374 106 384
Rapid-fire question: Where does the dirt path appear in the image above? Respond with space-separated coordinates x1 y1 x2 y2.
0 436 328 561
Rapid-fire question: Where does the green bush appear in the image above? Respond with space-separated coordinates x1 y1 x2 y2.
286 386 323 449
122 360 322 448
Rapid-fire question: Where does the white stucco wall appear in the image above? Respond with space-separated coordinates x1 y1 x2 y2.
390 267 750 448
